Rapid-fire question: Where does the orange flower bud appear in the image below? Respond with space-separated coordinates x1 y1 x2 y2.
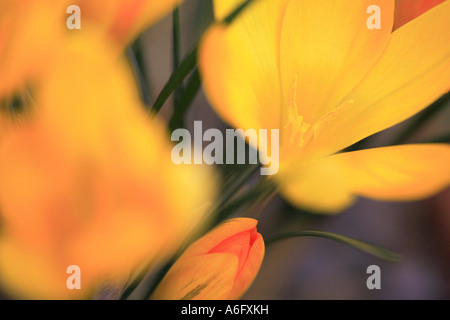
152 218 265 300
394 0 447 30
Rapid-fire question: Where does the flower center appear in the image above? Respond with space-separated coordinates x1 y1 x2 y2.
284 75 354 149
284 75 312 147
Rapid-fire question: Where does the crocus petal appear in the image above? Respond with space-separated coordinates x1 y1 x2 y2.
213 0 247 21
278 144 450 213
0 239 86 299
151 253 238 300
279 0 394 129
277 157 355 213
306 1 450 158
331 144 450 201
394 0 447 30
227 232 264 300
0 0 65 97
199 0 289 136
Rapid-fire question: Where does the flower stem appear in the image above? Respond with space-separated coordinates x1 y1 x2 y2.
172 5 183 111
151 0 256 114
126 44 152 107
168 69 201 132
265 230 400 262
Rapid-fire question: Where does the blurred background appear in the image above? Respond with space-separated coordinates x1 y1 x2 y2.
139 0 450 300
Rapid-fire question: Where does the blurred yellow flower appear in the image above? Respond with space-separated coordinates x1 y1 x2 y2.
199 0 450 213
152 218 265 300
394 0 447 30
0 34 214 299
0 0 181 98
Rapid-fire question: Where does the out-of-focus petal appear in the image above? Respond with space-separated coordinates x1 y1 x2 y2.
0 0 65 97
0 34 215 298
0 239 86 299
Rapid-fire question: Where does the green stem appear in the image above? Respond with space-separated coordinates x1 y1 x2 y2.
172 5 183 110
172 6 182 72
127 43 152 106
223 0 255 24
152 47 197 113
168 69 201 131
213 164 261 215
151 0 256 114
265 230 400 262
118 260 154 300
214 177 277 223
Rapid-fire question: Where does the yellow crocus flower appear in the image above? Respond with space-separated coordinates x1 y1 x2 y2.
152 218 265 300
0 34 214 299
199 0 450 213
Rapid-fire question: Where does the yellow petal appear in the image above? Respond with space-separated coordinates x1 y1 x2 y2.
0 0 65 97
213 0 246 21
151 253 238 300
277 157 355 213
332 144 450 201
305 1 450 158
199 0 289 134
278 144 450 213
0 238 86 299
279 0 394 129
35 31 142 160
36 32 215 267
